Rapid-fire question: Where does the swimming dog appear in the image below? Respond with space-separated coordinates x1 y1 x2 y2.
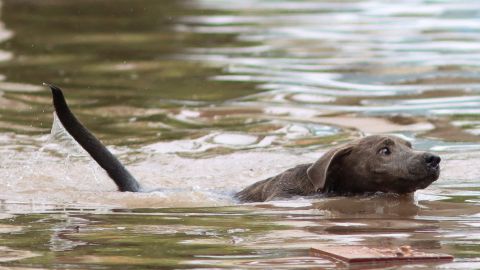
48 84 440 202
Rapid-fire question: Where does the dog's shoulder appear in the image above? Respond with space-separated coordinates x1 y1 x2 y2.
235 163 315 202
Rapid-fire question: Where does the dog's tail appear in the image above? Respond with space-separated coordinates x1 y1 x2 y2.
47 83 141 192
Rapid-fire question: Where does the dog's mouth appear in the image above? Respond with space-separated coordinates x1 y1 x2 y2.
428 162 440 172
382 164 440 194
404 165 440 193
426 163 440 181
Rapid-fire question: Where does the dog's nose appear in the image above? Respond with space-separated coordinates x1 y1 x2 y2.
424 153 441 168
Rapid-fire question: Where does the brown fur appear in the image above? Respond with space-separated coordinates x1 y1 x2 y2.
236 135 440 202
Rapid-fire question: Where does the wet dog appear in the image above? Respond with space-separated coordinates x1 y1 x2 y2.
48 84 441 202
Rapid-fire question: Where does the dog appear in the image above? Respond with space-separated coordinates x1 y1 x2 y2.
48 84 441 202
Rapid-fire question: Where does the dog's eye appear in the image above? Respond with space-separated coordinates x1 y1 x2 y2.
378 147 391 155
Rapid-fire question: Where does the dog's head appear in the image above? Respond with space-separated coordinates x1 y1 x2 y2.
307 135 440 194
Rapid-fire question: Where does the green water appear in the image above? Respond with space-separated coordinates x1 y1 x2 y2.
0 0 480 269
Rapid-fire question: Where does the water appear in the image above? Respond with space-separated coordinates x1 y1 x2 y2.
0 0 480 268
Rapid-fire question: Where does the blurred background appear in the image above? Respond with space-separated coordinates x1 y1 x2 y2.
0 0 479 269
2 0 480 148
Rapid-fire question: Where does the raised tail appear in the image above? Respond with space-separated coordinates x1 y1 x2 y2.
47 83 141 192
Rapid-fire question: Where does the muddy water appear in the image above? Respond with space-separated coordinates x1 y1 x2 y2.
0 0 480 269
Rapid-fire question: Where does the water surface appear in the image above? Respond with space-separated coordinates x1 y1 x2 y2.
0 0 480 268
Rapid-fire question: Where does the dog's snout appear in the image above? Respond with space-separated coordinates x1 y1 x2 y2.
424 153 441 168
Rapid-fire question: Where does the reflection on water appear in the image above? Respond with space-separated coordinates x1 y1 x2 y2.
1 196 480 269
0 0 480 268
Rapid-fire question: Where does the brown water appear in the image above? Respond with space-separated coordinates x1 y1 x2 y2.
0 0 480 268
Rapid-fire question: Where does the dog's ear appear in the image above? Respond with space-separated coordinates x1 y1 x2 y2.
307 145 352 191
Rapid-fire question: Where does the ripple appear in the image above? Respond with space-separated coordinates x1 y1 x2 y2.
0 1 479 269
212 133 258 146
183 0 480 129
0 246 39 262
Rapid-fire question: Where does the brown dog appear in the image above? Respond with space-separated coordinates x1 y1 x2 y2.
235 135 440 202
48 85 441 202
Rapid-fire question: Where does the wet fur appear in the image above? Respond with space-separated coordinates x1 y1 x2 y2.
48 84 140 192
235 164 315 202
48 84 441 202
